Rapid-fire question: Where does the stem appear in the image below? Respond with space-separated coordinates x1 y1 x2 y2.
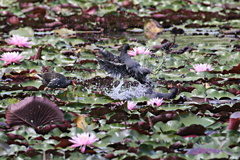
43 151 46 160
124 115 127 129
203 75 208 103
148 116 153 128
154 55 166 74
173 34 177 44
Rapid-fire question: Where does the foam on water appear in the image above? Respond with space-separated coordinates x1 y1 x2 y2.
105 80 148 100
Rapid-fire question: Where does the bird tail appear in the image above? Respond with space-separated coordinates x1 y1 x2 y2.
36 73 43 79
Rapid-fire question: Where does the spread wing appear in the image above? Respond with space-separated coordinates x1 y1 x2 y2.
127 67 151 84
99 49 120 63
98 59 129 79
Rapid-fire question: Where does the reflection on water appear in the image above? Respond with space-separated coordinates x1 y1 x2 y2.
34 27 229 51
98 29 229 50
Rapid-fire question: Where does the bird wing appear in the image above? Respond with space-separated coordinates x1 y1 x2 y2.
37 72 64 86
126 67 151 84
37 73 50 85
120 50 151 83
98 59 129 78
99 50 120 62
119 50 139 66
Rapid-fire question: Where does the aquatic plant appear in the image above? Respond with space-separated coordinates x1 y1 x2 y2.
7 35 31 48
147 97 163 107
127 101 137 110
69 132 98 153
193 63 214 72
0 52 24 66
128 46 152 56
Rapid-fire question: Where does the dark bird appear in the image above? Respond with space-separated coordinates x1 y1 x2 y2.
98 49 121 63
152 39 178 52
145 86 178 99
37 72 75 89
98 44 152 84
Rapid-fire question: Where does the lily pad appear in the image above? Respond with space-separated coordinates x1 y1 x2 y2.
175 113 215 127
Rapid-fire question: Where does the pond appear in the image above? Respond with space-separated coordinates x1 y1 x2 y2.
0 0 240 159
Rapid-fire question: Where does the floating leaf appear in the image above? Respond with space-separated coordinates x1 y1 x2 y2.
33 143 55 151
127 28 144 33
73 114 88 130
5 96 64 128
206 89 235 99
54 28 77 37
175 113 215 127
144 19 163 39
9 27 34 38
185 147 224 155
21 80 42 88
176 124 206 136
154 120 182 132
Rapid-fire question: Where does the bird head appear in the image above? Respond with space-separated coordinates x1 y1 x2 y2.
122 44 131 52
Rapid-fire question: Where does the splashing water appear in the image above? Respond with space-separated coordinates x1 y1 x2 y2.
106 80 148 100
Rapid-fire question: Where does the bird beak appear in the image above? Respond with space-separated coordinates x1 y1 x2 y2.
168 85 173 88
72 80 76 86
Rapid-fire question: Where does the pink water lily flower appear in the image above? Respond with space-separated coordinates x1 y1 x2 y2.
128 46 152 56
69 132 98 153
127 101 137 110
193 63 214 72
0 52 25 66
147 98 163 107
7 35 31 48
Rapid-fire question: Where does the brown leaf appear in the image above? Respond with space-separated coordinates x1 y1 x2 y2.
229 63 240 73
55 139 72 148
144 19 163 39
6 96 65 128
176 124 206 136
73 114 88 130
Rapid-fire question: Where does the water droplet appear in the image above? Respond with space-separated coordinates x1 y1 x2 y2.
105 80 148 100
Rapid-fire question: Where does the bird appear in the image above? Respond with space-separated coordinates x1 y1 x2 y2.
97 44 152 84
37 72 75 90
145 86 178 99
98 48 121 63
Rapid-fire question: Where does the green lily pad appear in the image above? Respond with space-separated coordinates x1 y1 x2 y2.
9 27 34 38
175 113 215 127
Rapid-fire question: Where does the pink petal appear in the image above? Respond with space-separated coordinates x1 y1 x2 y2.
70 144 81 148
128 51 137 56
80 145 86 153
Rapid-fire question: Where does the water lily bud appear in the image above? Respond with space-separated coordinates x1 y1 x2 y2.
122 0 133 7
7 16 20 25
227 111 240 130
